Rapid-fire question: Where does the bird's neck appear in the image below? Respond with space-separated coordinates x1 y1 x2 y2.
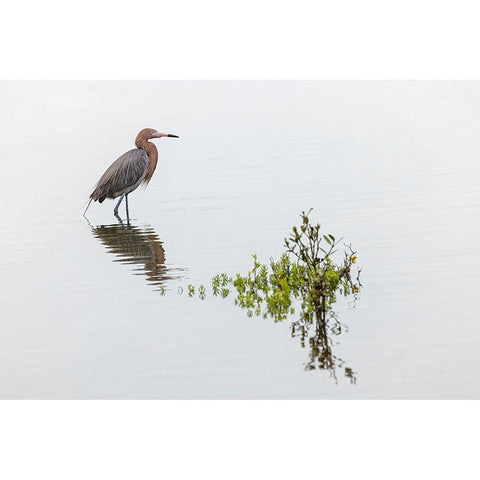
136 138 158 184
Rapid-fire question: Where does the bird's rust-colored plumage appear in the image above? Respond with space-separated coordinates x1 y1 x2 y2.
135 128 159 187
85 128 179 218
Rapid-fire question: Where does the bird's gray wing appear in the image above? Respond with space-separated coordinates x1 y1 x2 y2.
90 149 149 201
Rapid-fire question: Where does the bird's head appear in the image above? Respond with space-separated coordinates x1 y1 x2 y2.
137 128 179 141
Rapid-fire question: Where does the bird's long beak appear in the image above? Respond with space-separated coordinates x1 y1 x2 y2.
154 131 179 138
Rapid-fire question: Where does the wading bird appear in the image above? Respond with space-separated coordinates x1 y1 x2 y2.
84 128 179 219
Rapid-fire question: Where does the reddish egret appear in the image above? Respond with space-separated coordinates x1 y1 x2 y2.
84 128 179 219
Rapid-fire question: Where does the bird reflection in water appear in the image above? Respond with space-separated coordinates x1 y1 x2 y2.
91 219 184 289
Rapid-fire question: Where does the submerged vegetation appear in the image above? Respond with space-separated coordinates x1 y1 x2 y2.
176 209 362 383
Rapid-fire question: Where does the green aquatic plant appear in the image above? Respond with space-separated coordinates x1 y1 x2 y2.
212 273 232 298
283 208 361 321
211 209 361 323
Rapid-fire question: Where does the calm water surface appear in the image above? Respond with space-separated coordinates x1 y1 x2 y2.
0 81 479 398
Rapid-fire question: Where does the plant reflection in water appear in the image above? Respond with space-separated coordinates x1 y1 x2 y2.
209 210 361 384
91 217 184 289
291 311 357 384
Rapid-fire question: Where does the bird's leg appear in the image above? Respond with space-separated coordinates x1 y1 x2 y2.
83 198 93 217
114 194 125 215
125 194 130 222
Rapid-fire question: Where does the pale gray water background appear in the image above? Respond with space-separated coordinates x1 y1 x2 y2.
0 81 479 398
